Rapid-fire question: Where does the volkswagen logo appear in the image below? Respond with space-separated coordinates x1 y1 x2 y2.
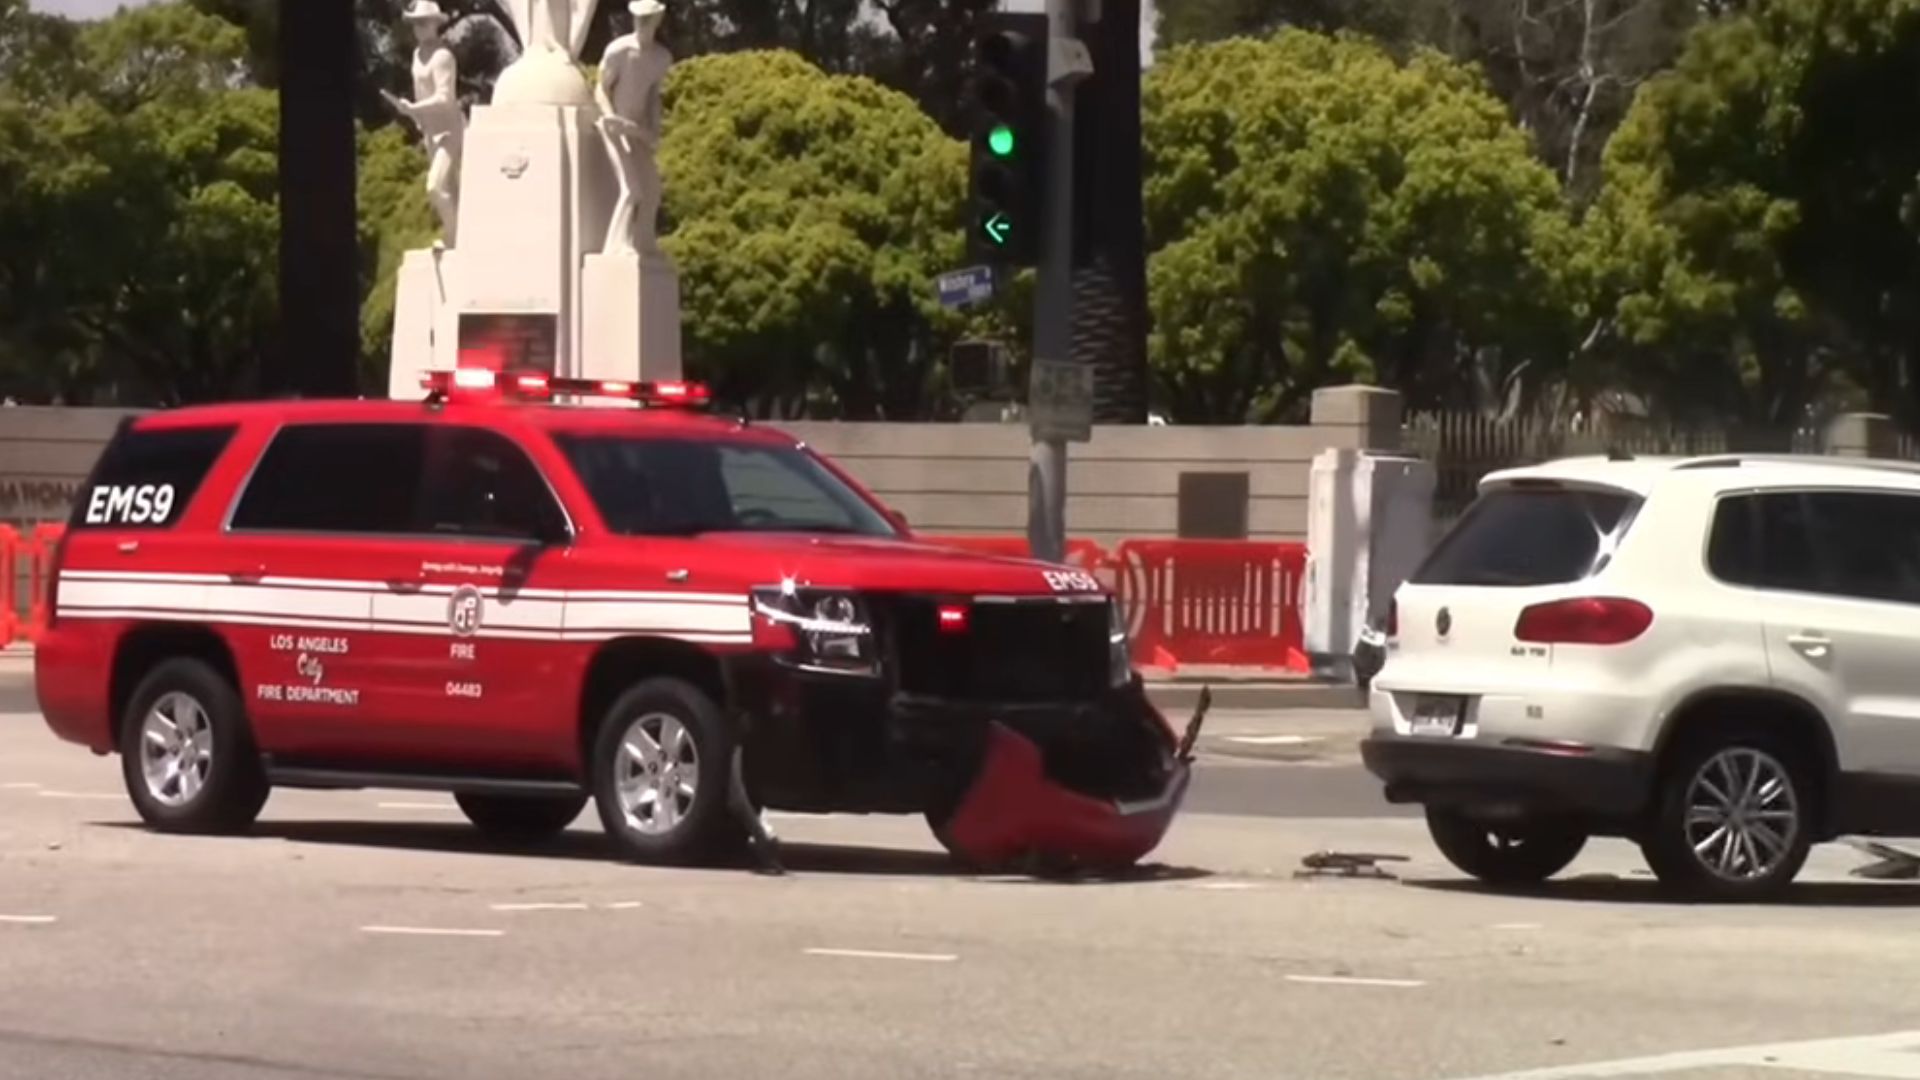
1436 607 1452 637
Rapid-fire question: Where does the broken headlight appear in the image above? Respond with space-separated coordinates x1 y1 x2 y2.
751 585 877 676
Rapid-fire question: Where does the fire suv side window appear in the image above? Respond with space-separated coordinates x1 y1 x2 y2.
417 426 568 543
73 424 236 530
229 424 426 535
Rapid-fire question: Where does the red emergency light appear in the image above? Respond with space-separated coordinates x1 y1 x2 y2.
421 369 711 409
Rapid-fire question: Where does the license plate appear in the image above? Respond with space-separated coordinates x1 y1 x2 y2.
1407 695 1464 737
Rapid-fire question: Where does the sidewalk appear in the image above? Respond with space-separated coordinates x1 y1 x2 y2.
1142 673 1360 712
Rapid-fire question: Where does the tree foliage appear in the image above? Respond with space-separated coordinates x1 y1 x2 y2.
0 2 278 404
659 50 974 418
1578 0 1920 426
1143 31 1575 421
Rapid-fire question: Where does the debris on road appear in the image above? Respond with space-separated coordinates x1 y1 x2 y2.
1846 838 1920 880
1176 686 1212 764
1295 851 1409 880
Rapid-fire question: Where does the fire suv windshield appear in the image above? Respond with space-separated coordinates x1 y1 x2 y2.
554 434 899 538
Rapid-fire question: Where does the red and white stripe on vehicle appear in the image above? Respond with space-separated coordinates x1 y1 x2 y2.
52 570 753 644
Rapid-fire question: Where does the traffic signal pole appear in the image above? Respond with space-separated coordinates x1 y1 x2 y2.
1026 0 1089 565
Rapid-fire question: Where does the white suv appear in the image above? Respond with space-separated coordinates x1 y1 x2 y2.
1363 452 1920 900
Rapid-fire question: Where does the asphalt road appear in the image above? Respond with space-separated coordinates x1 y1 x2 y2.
10 675 1920 1080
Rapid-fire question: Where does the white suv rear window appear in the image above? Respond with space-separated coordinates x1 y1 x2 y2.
1412 485 1640 587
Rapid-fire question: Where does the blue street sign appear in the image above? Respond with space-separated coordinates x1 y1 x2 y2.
937 265 996 310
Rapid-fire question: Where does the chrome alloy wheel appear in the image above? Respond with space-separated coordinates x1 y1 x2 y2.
140 691 214 808
1684 747 1800 882
614 712 698 836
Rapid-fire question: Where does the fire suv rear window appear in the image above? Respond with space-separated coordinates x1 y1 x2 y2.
554 435 896 538
72 423 236 529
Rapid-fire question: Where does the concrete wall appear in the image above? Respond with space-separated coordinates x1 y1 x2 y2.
0 407 139 528
789 386 1404 547
0 386 1406 546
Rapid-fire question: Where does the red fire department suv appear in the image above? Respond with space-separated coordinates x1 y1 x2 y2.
34 372 1199 870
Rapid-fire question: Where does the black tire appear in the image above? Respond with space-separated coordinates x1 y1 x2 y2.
1426 808 1587 887
118 658 269 834
455 792 588 842
1640 730 1814 901
590 677 743 865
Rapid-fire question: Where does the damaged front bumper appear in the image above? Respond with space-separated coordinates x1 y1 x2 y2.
732 654 1212 870
915 685 1212 871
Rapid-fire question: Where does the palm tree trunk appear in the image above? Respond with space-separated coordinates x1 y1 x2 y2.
1070 0 1149 425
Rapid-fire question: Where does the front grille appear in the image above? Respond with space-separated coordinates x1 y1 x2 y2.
886 595 1109 703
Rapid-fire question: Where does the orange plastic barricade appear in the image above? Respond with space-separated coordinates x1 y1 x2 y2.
1112 540 1309 672
26 524 63 643
0 525 18 649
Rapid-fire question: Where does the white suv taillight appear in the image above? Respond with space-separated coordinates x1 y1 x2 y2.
1513 597 1652 645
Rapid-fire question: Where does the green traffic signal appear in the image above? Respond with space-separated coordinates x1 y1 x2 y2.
987 124 1016 157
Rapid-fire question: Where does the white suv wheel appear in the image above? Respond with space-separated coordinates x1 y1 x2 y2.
1681 747 1802 883
1643 732 1815 900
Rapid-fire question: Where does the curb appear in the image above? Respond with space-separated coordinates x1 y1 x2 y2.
1145 680 1361 712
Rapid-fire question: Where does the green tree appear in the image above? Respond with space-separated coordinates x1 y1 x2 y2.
659 50 973 418
0 3 280 404
1142 30 1576 421
1577 0 1920 426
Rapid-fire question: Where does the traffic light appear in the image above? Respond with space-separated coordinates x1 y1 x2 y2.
966 12 1049 266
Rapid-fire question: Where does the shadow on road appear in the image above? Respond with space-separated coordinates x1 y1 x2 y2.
95 818 1208 884
1406 874 1920 907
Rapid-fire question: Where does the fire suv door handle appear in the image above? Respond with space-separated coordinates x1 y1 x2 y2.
116 540 140 554
227 564 266 585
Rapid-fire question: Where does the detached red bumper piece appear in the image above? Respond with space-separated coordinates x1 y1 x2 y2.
942 722 1193 870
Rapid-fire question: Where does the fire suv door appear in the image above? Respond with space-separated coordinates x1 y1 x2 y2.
359 423 576 773
219 422 411 759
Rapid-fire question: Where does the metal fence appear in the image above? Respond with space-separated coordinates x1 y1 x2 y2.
1402 413 1833 526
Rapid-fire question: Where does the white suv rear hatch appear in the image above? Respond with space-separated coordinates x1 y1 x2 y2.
1382 479 1646 731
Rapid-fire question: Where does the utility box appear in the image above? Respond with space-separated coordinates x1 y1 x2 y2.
1304 449 1436 680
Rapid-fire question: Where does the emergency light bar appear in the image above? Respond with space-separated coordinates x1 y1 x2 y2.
421 369 711 408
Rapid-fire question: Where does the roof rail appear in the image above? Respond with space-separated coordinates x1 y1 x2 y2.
1673 453 1920 477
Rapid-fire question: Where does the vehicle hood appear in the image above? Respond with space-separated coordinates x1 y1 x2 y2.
682 532 1099 596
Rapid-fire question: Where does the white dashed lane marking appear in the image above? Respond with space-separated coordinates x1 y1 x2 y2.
1285 974 1425 989
1445 1029 1920 1079
1195 881 1261 891
359 925 504 938
805 948 958 963
490 902 589 912
1224 735 1323 747
604 901 644 910
0 915 57 926
376 801 457 811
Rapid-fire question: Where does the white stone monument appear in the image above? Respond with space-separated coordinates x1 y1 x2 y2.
387 0 684 399
583 0 682 383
